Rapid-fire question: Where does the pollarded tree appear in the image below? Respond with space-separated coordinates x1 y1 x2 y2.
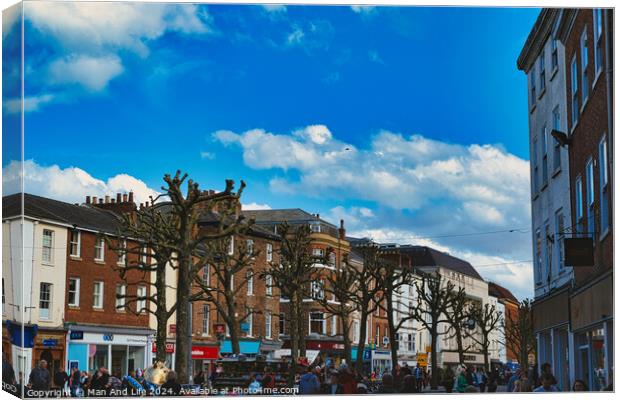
468 302 503 373
444 287 475 366
502 299 536 369
412 271 455 390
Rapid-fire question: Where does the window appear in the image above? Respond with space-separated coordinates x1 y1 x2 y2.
266 243 273 262
408 333 415 353
94 237 105 262
265 312 272 339
230 274 235 291
42 229 54 264
118 240 126 265
551 39 558 70
533 136 540 193
353 320 360 343
265 274 273 296
70 230 81 257
228 236 234 256
328 252 336 268
115 284 126 310
541 125 548 186
594 9 603 75
555 210 565 271
312 248 324 257
552 106 562 171
140 245 148 265
539 51 546 93
202 304 210 336
331 315 338 335
246 239 254 256
310 312 325 334
536 229 542 283
544 223 552 282
311 280 325 300
203 265 210 285
279 313 285 336
68 278 80 307
599 136 609 234
39 283 52 320
310 223 321 233
586 159 595 235
93 281 104 309
571 56 579 127
246 311 253 337
530 69 536 108
575 177 584 234
247 271 254 295
581 29 589 104
375 325 380 345
137 286 146 313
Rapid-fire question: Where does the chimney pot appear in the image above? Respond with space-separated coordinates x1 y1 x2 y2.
116 193 122 203
111 199 116 204
122 194 128 202
128 192 134 203
105 195 110 204
86 196 91 204
98 198 103 204
92 196 98 204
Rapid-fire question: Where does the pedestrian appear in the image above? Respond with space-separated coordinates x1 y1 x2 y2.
486 368 498 392
572 379 588 391
193 370 205 386
261 368 276 391
326 371 342 394
298 366 320 395
376 373 396 393
54 367 70 396
248 373 261 395
28 359 51 392
2 352 16 386
160 371 181 396
515 371 532 392
414 363 424 390
337 365 356 394
534 373 559 392
507 367 520 393
540 363 558 385
69 367 81 397
476 367 487 392
455 365 468 393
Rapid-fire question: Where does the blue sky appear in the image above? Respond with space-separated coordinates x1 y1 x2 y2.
2 3 539 299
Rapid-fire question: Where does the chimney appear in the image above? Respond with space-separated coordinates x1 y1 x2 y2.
128 192 134 203
339 219 346 240
122 194 128 202
111 199 116 204
85 196 91 204
98 198 103 204
92 196 98 205
116 193 122 203
104 195 110 204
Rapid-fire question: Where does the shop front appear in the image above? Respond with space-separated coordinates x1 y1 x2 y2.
191 344 219 379
570 272 613 391
441 351 485 368
66 325 153 375
33 329 66 385
4 321 37 384
151 341 175 369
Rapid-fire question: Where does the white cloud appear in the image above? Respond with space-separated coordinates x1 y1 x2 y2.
2 3 21 39
200 151 216 160
3 160 159 206
350 6 377 15
283 19 334 53
3 94 56 114
261 5 287 13
242 202 272 211
48 55 124 91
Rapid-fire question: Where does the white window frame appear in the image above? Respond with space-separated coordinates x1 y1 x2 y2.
279 313 285 336
93 281 104 309
311 280 325 300
140 245 148 265
266 274 273 296
551 39 558 71
309 312 325 335
39 283 52 320
115 284 126 311
42 229 54 264
599 135 610 235
312 248 324 257
247 271 254 296
202 304 210 336
552 106 562 172
137 286 146 314
580 28 589 105
118 239 127 266
94 237 105 262
246 311 253 337
228 236 234 256
571 56 579 128
575 176 584 233
246 239 254 256
593 9 603 77
539 51 546 93
266 243 273 262
265 312 272 339
68 278 80 307
70 230 81 258
331 315 338 335
203 265 210 286
586 159 595 206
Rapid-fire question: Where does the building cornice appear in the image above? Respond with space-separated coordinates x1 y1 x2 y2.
517 8 560 72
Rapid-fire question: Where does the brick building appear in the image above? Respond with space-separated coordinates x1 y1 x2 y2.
556 8 613 391
488 282 519 364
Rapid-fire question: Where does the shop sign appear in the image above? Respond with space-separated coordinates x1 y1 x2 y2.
564 238 594 266
42 339 58 347
214 324 226 334
382 336 389 346
425 346 432 353
169 325 176 334
416 353 428 367
191 345 219 360
152 343 175 353
306 341 345 351
103 334 114 342
240 323 250 332
70 331 84 340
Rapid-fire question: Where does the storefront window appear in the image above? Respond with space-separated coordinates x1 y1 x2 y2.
128 346 145 373
112 345 127 376
89 344 108 372
590 328 606 390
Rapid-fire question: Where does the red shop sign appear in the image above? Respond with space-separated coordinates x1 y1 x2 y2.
191 345 219 360
152 343 175 353
169 325 177 334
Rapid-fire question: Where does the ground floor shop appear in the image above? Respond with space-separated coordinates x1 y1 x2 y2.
66 325 153 376
440 351 485 369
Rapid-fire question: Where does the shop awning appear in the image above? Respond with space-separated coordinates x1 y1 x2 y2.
219 340 260 355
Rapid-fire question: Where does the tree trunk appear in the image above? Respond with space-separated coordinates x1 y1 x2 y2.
174 263 191 384
226 296 241 355
482 344 489 374
297 299 306 358
455 330 465 366
430 327 439 390
341 315 352 367
355 311 369 374
288 297 299 388
155 312 168 364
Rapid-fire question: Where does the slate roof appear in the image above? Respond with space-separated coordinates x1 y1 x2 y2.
241 208 336 228
2 193 121 233
382 245 484 280
488 282 519 303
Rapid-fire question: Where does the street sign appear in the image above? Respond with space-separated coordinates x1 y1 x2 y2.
69 331 84 340
240 322 250 332
214 324 226 334
382 336 389 346
42 339 57 347
416 353 428 367
425 346 432 353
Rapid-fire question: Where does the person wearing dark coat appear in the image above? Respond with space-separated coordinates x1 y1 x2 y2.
160 371 182 396
28 360 51 391
400 375 417 393
377 373 396 394
54 367 69 393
